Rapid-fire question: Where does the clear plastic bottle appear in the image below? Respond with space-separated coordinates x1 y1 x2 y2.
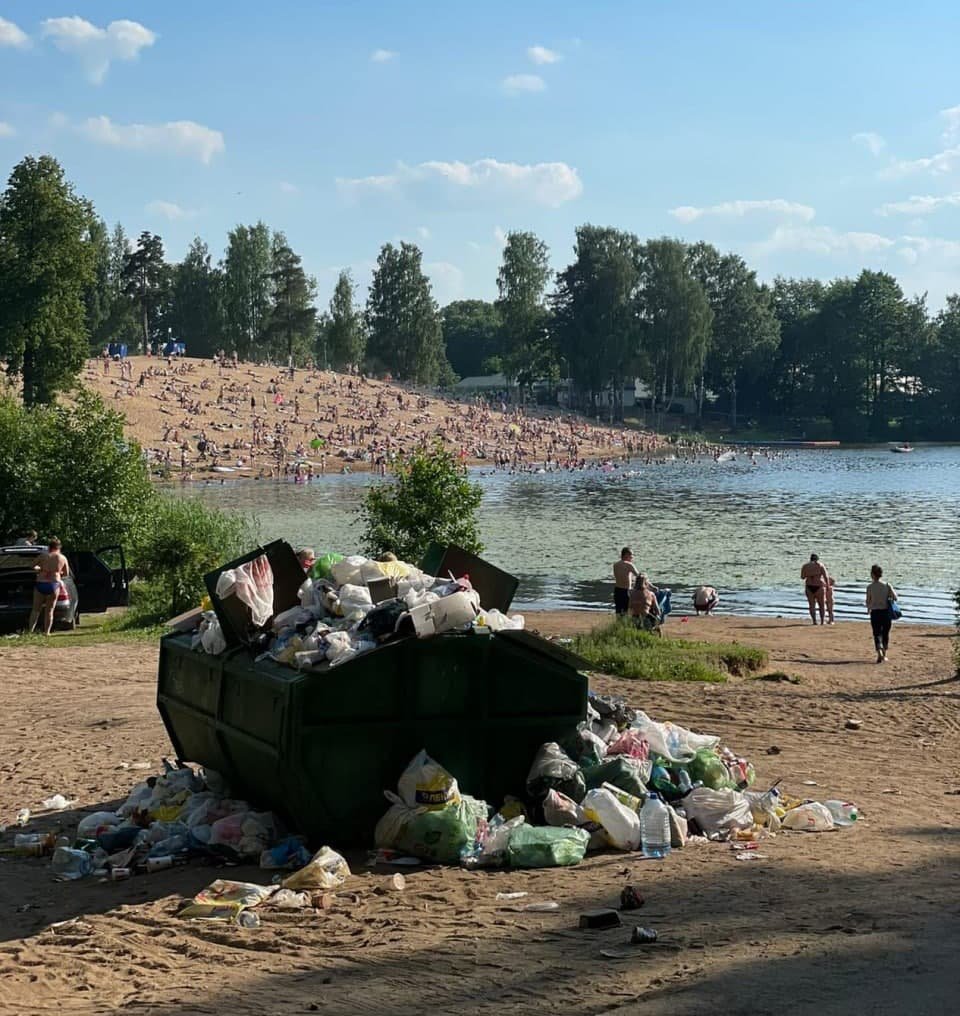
823 800 858 826
639 792 671 859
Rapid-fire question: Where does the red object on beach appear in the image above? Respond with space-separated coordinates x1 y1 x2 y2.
680 617 688 623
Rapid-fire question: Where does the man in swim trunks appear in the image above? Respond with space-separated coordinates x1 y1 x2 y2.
800 553 828 625
28 538 70 635
613 547 639 616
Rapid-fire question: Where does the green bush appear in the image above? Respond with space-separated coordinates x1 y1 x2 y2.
359 443 483 563
129 495 254 621
572 620 768 683
0 390 154 546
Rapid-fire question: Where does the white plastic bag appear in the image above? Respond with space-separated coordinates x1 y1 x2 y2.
215 555 273 628
282 846 351 890
683 787 753 836
331 555 367 587
782 802 835 832
199 613 227 655
480 609 525 632
581 788 641 850
397 750 461 810
630 710 720 763
77 811 122 838
431 589 481 633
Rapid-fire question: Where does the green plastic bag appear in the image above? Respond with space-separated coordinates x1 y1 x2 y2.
507 825 589 868
582 756 649 798
687 748 734 790
376 795 487 865
310 552 343 581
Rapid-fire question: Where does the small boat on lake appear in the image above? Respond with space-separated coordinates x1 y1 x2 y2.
890 444 913 454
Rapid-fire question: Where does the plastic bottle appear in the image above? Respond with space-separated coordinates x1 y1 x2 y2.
823 800 858 826
51 846 94 879
582 788 641 850
639 792 671 859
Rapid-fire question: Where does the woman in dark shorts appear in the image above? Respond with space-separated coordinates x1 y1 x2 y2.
865 564 896 663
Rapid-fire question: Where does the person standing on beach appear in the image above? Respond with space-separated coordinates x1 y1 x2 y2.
613 547 639 616
800 553 829 625
866 564 896 663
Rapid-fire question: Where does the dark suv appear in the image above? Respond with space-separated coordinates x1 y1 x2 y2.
0 545 130 632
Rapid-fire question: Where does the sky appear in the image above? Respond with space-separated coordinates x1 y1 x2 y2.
3 1 960 309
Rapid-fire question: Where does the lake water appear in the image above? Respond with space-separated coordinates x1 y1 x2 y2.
191 447 960 624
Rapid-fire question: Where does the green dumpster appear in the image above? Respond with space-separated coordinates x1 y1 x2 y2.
157 540 588 845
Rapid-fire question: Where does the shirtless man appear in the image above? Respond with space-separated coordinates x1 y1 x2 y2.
612 547 640 616
28 538 70 635
800 553 829 625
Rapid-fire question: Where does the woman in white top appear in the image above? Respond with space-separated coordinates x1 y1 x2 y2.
865 564 896 664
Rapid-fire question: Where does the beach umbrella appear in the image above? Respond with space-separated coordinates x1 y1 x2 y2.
310 437 325 449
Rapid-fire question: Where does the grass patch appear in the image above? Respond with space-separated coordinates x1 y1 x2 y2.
2 611 165 648
572 619 768 683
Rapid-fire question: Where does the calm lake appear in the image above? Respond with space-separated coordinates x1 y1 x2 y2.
191 447 960 624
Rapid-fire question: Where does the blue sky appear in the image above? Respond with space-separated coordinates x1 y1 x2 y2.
3 2 960 308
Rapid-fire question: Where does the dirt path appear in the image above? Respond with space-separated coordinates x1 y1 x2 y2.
1 616 957 1015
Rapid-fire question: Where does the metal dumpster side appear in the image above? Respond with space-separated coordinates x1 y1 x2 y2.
156 546 588 846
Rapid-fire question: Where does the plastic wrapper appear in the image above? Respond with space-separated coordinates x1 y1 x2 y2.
281 846 351 890
542 789 585 827
462 814 525 868
583 756 651 798
77 811 122 839
683 787 754 836
526 742 586 804
375 794 488 865
179 879 276 921
397 750 461 810
606 729 650 760
782 802 835 832
687 748 736 791
629 710 719 764
215 555 273 628
506 825 589 868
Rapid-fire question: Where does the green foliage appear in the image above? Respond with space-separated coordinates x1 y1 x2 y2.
327 270 366 370
169 237 226 358
0 389 154 546
360 443 483 563
222 221 273 359
130 494 253 619
572 620 768 683
496 231 553 385
263 241 317 364
366 242 448 384
441 299 501 379
122 231 169 352
0 155 97 405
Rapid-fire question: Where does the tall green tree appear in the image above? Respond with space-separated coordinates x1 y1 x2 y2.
687 243 779 428
441 299 501 379
366 242 446 383
496 231 553 387
327 270 365 370
552 225 643 417
766 276 826 417
222 221 272 359
169 237 225 358
924 295 960 435
263 242 316 364
636 238 713 416
0 155 96 405
122 231 168 352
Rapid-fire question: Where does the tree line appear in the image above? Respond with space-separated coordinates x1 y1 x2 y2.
1 155 959 438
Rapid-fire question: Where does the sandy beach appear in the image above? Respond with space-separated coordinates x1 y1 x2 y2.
1 613 957 1015
81 356 665 481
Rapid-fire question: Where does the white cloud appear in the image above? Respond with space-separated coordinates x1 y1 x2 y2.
370 48 396 63
48 111 69 129
337 157 583 207
670 199 815 224
416 225 430 239
493 225 508 246
145 200 195 221
502 74 546 94
940 104 960 143
0 122 16 138
42 17 156 84
527 45 561 65
880 144 960 179
0 16 29 48
898 235 960 260
852 131 886 157
755 225 894 257
426 261 464 304
80 115 224 163
279 180 299 194
877 193 960 216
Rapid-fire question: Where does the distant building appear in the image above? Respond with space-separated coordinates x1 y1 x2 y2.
454 373 514 392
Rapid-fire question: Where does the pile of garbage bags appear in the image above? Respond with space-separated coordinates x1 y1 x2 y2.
373 693 859 868
193 550 524 668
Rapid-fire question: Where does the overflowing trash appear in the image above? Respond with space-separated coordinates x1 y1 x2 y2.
191 547 525 671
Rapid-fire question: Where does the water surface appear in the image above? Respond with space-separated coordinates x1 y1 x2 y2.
191 447 960 624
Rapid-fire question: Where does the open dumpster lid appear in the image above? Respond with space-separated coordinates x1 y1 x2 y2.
420 543 519 613
203 539 304 649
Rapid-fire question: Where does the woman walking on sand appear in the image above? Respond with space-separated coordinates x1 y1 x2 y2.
800 553 829 625
866 564 897 664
